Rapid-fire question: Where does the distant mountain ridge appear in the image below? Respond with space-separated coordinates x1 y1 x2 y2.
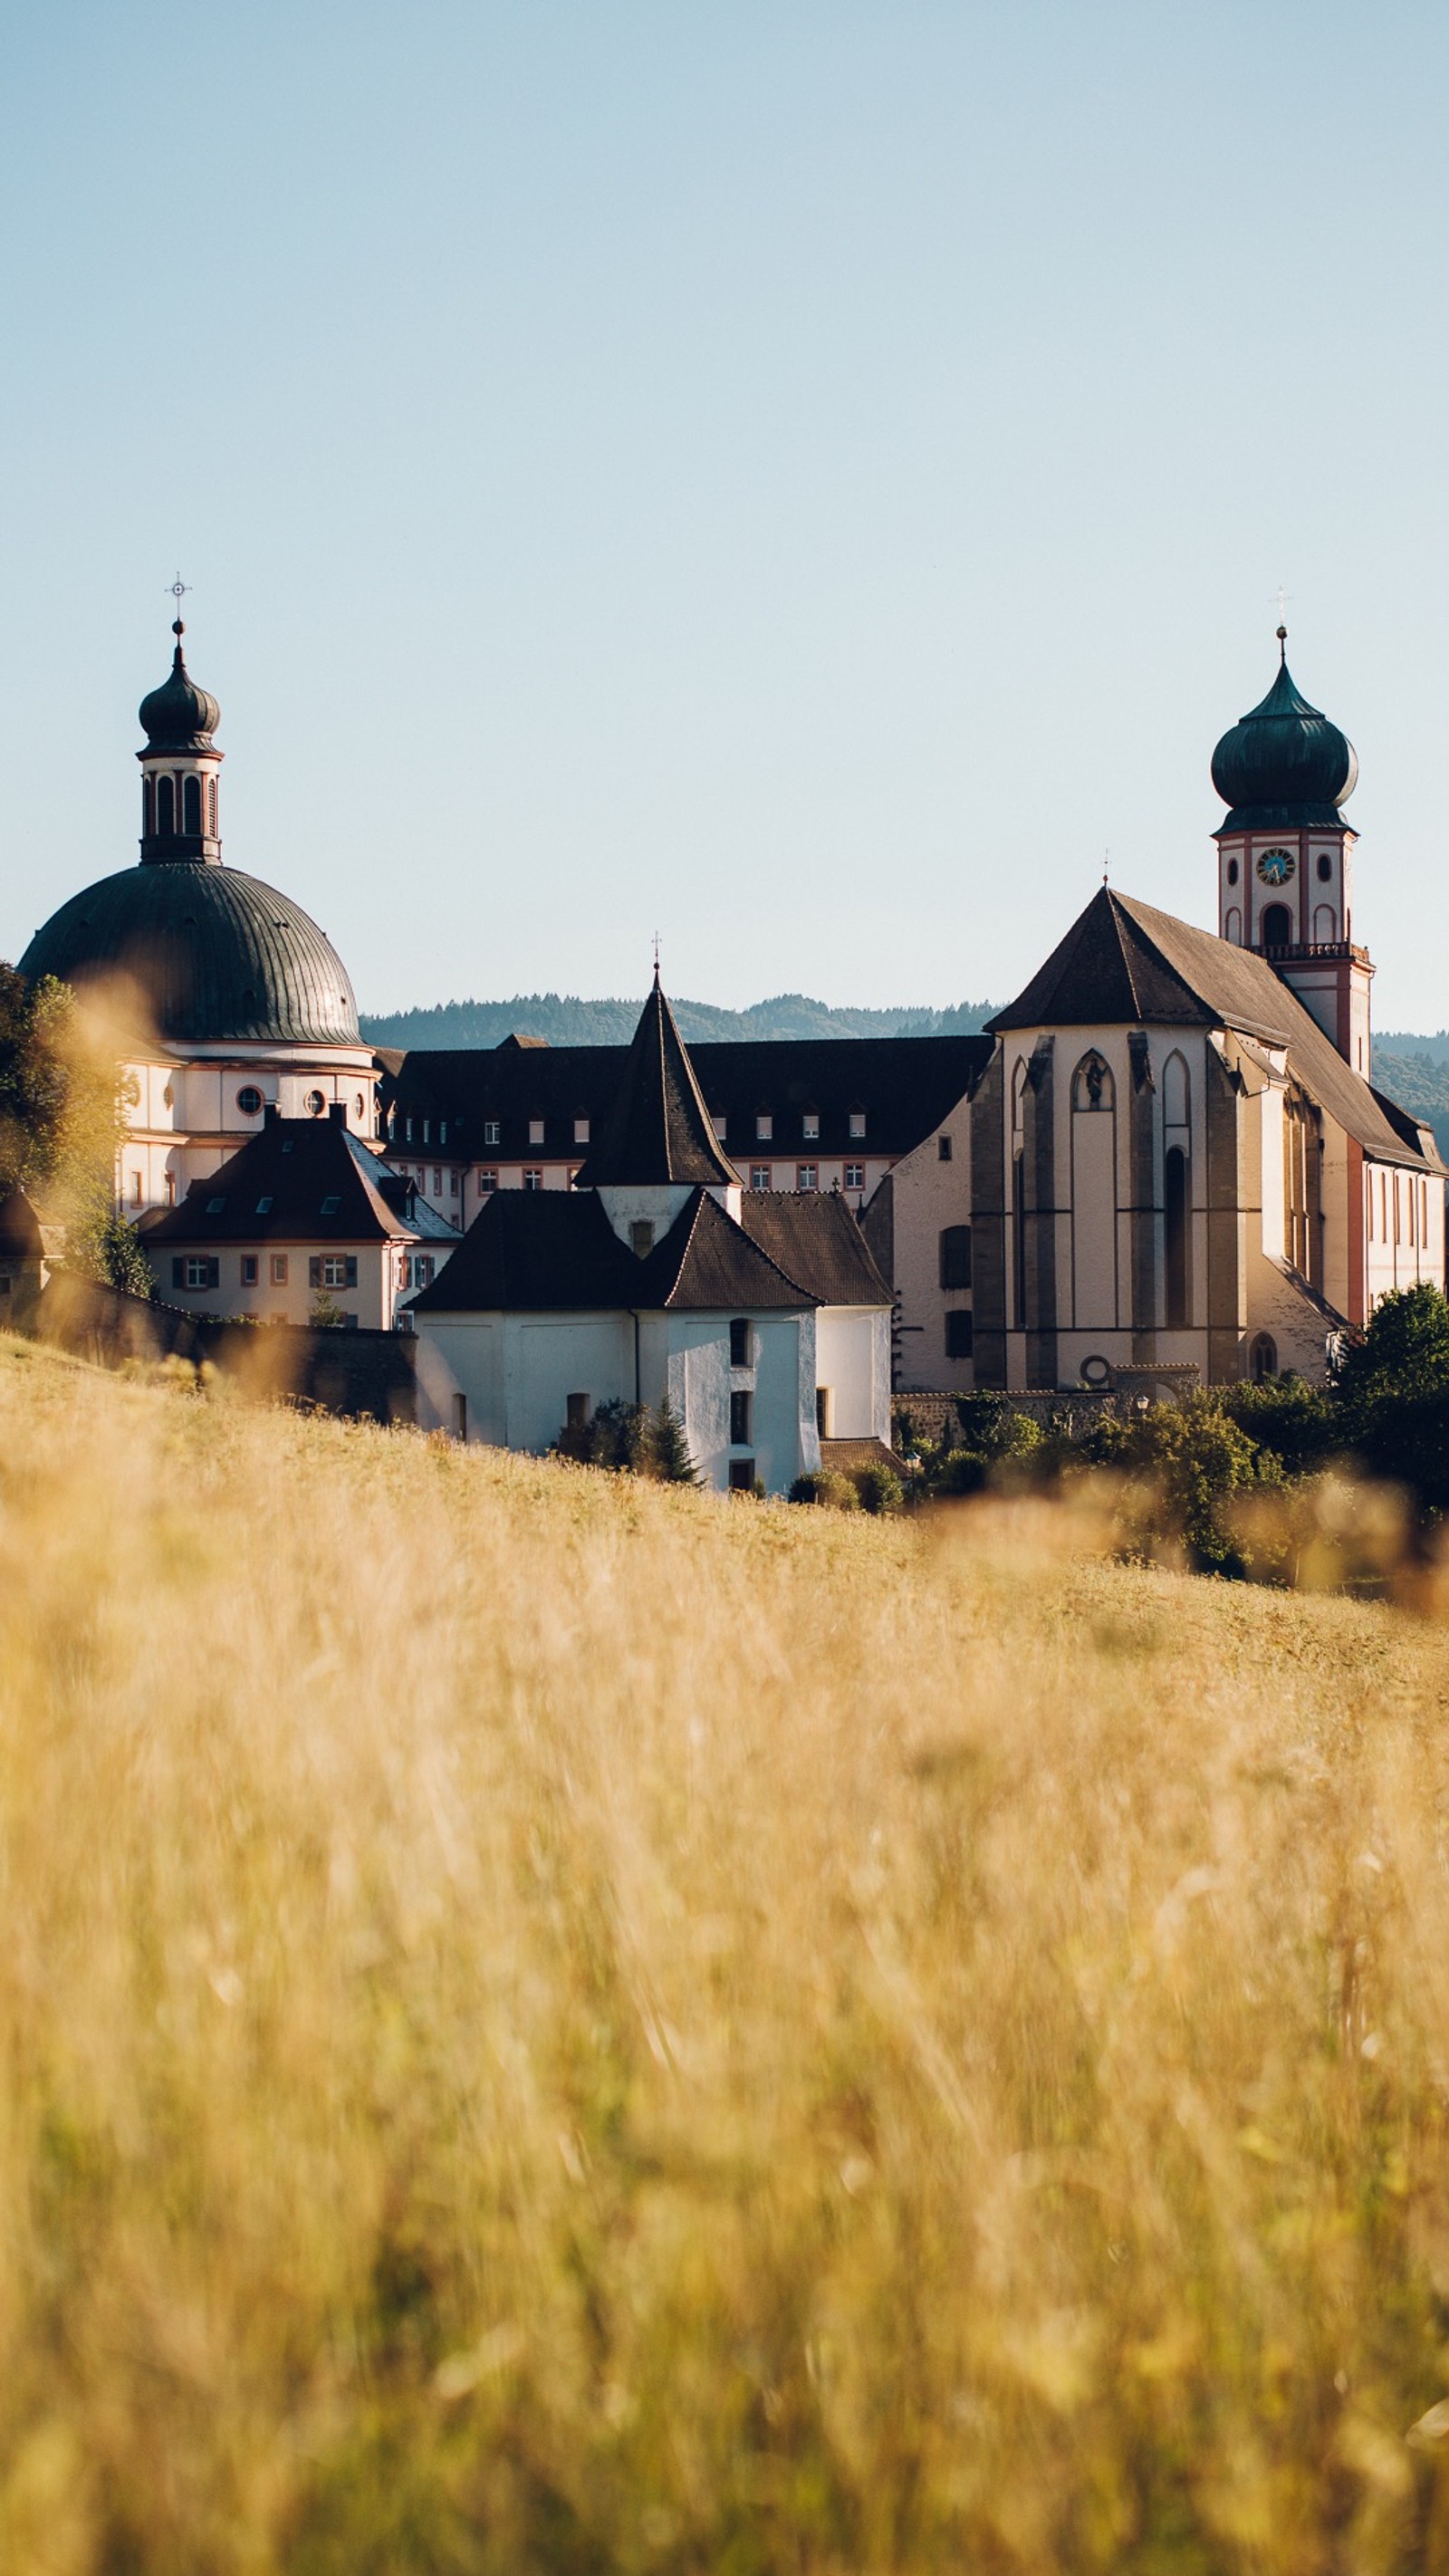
360 992 1003 1049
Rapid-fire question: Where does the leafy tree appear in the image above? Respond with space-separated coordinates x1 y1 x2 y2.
1081 1393 1265 1572
1331 1283 1449 1420
1217 1373 1337 1475
0 965 149 1296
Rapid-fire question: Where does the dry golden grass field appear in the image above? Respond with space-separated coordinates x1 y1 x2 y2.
3 1333 1449 2573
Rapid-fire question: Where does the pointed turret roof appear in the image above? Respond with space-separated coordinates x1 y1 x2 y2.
573 971 739 1187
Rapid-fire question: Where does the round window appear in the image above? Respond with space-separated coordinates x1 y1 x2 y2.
1080 1354 1112 1389
1317 852 1332 881
1225 857 1239 887
355 1093 365 1119
236 1085 264 1116
304 1090 325 1118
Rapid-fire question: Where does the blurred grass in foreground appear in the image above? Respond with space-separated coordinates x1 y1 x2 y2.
3 1334 1449 2572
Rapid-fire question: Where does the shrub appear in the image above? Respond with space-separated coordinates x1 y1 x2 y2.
850 1461 904 1515
557 1399 699 1484
1085 1391 1265 1572
788 1469 859 1509
1217 1372 1337 1475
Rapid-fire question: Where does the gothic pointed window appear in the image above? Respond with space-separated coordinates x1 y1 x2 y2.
1165 1147 1190 1327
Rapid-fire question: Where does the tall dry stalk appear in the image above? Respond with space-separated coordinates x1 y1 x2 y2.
1 1332 1448 2571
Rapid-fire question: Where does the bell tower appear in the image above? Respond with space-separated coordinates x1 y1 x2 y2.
137 612 224 866
1211 630 1371 1075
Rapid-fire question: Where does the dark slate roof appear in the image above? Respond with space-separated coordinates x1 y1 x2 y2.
379 1033 990 1164
1210 648 1358 832
409 1185 813 1317
738 1192 890 1305
991 887 1442 1173
143 1114 454 1245
0 1187 43 1257
19 861 360 1047
572 979 738 1187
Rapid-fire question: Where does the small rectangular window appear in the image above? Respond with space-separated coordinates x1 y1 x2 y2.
939 1225 973 1290
414 1256 434 1288
849 1110 866 1139
452 1393 467 1441
130 1170 143 1206
523 1168 544 1192
630 1219 654 1256
479 1168 497 1193
449 1170 459 1196
796 1164 818 1193
573 1117 590 1145
256 1195 273 1214
756 1113 772 1141
241 1254 259 1285
422 1120 431 1144
712 1112 727 1140
945 1311 974 1359
271 1253 288 1285
845 1162 865 1190
321 1195 341 1215
206 1195 226 1214
802 1112 820 1140
727 1458 756 1493
406 1118 414 1142
729 1317 751 1367
750 1165 770 1191
439 1121 447 1145
938 1133 953 1162
483 1120 501 1147
566 1391 590 1429
528 1119 544 1147
730 1389 753 1446
432 1169 442 1194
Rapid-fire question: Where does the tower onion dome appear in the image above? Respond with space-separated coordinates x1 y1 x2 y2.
138 622 221 751
1211 633 1358 831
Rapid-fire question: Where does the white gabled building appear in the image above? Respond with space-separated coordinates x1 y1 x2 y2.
408 976 894 1491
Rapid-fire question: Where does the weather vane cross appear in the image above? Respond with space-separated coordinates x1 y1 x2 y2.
652 930 661 981
1272 583 1291 630
168 572 191 629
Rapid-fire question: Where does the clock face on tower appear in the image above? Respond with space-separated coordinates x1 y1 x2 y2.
1257 848 1295 887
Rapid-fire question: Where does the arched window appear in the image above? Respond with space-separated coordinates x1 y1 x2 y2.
1071 1051 1114 1111
1163 1051 1190 1130
182 774 201 834
1011 1058 1028 1139
156 774 176 836
1250 1332 1277 1383
1313 904 1335 943
1224 906 1242 946
142 776 155 836
1012 1149 1026 1329
1165 1146 1190 1327
1262 902 1292 950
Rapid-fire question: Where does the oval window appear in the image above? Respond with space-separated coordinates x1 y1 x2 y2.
1225 856 1239 887
304 1090 325 1117
236 1085 264 1116
1317 852 1332 881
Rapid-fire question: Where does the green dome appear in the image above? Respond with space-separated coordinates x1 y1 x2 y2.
1211 641 1358 831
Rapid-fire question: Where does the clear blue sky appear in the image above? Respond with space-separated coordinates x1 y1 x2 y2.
4 2 1447 1023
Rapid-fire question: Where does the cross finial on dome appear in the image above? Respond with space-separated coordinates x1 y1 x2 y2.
167 572 191 646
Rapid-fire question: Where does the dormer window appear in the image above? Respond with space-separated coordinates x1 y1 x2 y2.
849 1110 866 1139
439 1120 447 1144
802 1112 820 1140
484 1120 501 1147
712 1112 727 1141
529 1118 545 1146
574 1117 590 1145
630 1220 655 1258
422 1119 431 1144
756 1113 772 1141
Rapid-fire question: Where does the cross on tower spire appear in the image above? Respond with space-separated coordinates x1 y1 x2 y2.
167 572 191 639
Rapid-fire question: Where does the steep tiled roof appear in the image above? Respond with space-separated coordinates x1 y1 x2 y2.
377 1033 990 1164
991 889 1442 1173
144 1116 456 1245
408 1186 814 1317
738 1192 890 1304
572 980 739 1187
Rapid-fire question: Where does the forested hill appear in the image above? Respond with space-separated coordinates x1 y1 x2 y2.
1374 1045 1449 1162
360 993 1003 1049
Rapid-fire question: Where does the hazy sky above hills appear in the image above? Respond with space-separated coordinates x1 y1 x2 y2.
3 3 1448 1022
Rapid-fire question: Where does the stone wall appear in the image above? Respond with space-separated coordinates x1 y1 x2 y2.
31 1274 417 1425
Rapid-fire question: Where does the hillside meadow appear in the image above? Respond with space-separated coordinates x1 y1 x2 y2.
2 1338 1449 2571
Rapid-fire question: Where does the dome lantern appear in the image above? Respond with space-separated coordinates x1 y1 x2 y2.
136 614 225 864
